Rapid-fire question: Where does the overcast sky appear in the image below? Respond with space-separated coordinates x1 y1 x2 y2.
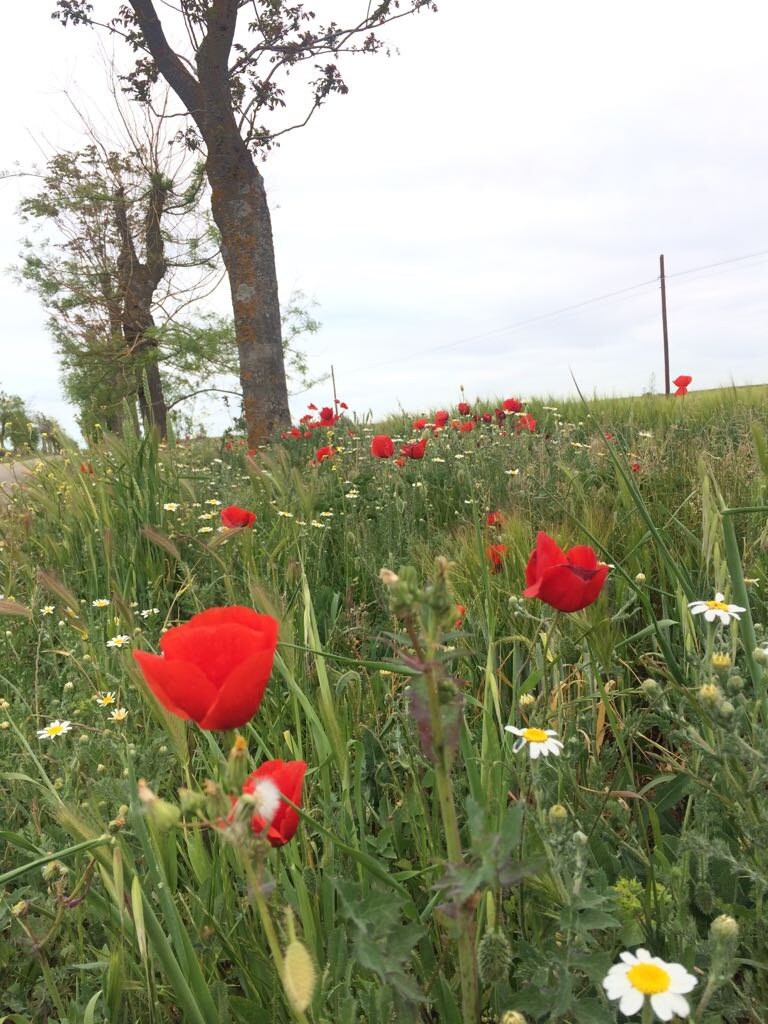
1 1 767 437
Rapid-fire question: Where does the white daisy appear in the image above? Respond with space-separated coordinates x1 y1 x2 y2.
41 605 55 616
91 598 111 608
106 634 131 649
95 691 116 707
110 708 129 722
504 725 563 759
688 592 746 626
37 720 72 740
162 502 180 512
602 948 697 1020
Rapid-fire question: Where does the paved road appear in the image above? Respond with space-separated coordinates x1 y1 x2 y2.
0 458 39 507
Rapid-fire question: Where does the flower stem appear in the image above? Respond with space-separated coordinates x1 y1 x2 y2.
414 624 479 1022
641 1000 654 1024
245 859 310 1024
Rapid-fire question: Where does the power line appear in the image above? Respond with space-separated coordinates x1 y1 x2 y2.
344 245 768 375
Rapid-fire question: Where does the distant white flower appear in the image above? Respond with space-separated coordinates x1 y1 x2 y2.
95 691 116 707
603 948 697 1020
37 720 72 740
505 725 563 759
140 607 160 618
106 635 131 649
688 593 746 626
41 605 55 616
163 502 180 512
198 526 214 534
110 708 129 722
277 510 294 518
204 498 222 506
91 598 111 608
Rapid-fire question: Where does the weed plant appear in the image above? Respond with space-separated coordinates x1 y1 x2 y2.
0 387 766 1022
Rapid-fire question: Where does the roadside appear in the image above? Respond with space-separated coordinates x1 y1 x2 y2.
0 458 42 508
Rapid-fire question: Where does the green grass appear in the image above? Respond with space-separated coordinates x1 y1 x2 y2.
0 386 767 1023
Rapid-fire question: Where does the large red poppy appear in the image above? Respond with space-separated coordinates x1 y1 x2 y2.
314 446 335 463
503 397 523 413
133 607 278 730
673 374 692 396
371 435 395 459
523 532 609 612
457 401 471 415
221 505 256 529
434 410 449 427
400 438 428 460
241 759 307 846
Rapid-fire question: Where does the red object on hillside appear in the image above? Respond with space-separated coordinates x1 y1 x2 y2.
133 607 278 730
221 505 256 529
239 760 307 846
673 374 692 396
400 438 428 460
371 435 395 459
523 532 610 613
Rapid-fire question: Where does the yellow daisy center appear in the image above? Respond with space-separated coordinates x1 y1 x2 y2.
626 962 670 995
706 600 730 612
522 727 549 743
47 725 65 736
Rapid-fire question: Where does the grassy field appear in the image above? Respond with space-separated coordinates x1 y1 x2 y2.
1 385 767 1023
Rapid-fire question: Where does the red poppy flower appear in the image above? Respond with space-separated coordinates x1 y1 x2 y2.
240 759 307 846
394 457 406 467
412 417 427 430
371 435 395 459
299 413 313 424
133 606 279 730
307 403 317 410
630 462 640 473
434 410 449 427
454 604 466 629
486 543 507 573
673 374 692 396
80 462 94 475
486 510 504 528
481 412 493 424
314 446 335 463
458 401 471 415
221 505 256 529
495 408 507 422
400 438 428 460
338 401 348 410
523 532 610 613
284 426 302 439
459 420 474 433
515 413 537 433
503 397 523 413
319 406 336 424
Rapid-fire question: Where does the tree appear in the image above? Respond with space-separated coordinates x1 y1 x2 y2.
53 0 437 446
16 124 220 437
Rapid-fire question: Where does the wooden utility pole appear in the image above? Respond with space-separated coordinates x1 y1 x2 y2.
659 254 670 395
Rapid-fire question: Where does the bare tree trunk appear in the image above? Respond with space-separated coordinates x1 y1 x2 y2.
114 184 169 438
206 135 290 446
127 0 291 448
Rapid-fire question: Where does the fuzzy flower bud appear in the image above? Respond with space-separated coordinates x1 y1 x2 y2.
548 804 568 831
499 1013 527 1024
710 914 739 948
225 733 250 792
698 683 722 707
477 930 513 985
